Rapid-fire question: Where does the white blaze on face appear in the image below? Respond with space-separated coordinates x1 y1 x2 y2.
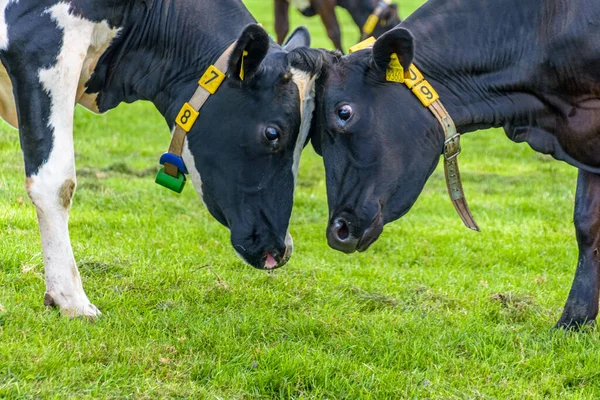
285 68 318 257
290 68 317 184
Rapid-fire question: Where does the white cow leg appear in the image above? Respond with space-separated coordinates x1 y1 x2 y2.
5 5 100 317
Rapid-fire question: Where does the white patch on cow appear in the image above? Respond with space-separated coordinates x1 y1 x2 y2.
290 68 316 184
0 62 16 127
27 3 109 317
77 22 121 113
285 68 317 258
0 0 18 51
181 133 205 205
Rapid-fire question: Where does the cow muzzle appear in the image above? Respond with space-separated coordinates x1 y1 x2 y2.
232 231 293 270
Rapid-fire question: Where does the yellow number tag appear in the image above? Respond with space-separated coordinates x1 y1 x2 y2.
362 14 379 35
175 102 199 132
404 65 424 89
348 36 376 54
386 53 404 83
411 80 439 107
198 65 225 94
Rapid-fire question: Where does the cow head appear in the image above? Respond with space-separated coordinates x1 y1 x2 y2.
184 25 323 269
312 28 443 253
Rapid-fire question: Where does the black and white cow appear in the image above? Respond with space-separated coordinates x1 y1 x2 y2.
312 0 600 328
0 0 322 317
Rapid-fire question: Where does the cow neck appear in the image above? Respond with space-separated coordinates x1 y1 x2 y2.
402 0 544 135
89 0 253 118
154 42 237 193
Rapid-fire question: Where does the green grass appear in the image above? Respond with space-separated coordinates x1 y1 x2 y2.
0 1 596 398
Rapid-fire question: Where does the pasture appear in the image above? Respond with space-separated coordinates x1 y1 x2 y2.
0 0 597 398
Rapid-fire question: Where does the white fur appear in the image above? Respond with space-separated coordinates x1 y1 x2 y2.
290 68 316 185
77 21 120 112
0 0 18 50
284 68 318 260
27 4 115 317
182 136 205 204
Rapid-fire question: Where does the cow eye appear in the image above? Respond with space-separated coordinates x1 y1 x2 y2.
264 126 280 142
337 105 353 122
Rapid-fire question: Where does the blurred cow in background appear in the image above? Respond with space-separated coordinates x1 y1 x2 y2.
275 0 400 52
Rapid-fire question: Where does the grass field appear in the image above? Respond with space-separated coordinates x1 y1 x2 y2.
1 1 598 398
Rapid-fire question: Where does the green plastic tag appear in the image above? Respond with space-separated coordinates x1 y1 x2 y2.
155 168 186 193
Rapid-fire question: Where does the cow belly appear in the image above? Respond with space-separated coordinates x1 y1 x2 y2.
0 62 17 128
76 21 120 114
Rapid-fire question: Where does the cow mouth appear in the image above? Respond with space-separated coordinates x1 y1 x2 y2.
261 245 292 270
356 212 384 252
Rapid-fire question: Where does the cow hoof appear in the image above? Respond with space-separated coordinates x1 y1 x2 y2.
554 318 595 331
44 292 102 319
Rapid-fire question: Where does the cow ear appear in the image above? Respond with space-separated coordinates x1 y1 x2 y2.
284 26 311 50
228 24 270 82
371 27 414 73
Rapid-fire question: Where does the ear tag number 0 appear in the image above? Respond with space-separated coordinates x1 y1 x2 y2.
239 50 248 81
386 53 405 83
348 36 376 54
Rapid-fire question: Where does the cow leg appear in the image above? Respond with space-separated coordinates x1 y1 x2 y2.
556 169 600 329
3 5 99 317
274 0 290 45
317 5 343 52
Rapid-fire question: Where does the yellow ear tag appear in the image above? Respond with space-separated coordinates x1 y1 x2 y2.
386 53 405 83
348 36 376 54
363 14 379 36
240 50 248 81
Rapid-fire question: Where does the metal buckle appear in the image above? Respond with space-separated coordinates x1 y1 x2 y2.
444 133 461 160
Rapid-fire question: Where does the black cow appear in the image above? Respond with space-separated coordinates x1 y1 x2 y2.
0 0 322 317
312 0 600 328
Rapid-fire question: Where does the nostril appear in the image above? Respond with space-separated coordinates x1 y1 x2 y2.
334 218 350 241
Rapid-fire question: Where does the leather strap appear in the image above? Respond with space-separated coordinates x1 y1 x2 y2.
404 64 479 231
429 98 480 231
164 41 237 177
361 0 392 41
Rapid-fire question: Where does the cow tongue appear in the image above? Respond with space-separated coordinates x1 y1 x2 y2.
264 253 278 269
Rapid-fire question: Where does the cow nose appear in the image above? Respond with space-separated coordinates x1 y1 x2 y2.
327 217 359 253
